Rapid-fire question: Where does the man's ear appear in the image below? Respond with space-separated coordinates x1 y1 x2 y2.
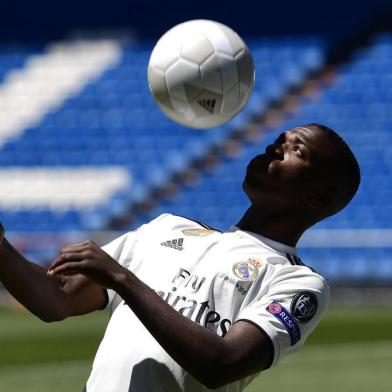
307 191 334 209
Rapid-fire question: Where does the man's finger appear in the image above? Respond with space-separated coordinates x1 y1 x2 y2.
60 243 89 253
48 261 85 276
48 253 85 271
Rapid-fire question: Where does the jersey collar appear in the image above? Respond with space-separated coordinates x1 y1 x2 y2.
228 225 297 256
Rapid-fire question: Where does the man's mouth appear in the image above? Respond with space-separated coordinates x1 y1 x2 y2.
249 154 271 169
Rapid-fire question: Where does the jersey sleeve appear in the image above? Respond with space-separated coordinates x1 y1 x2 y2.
101 213 171 311
235 267 329 367
101 232 137 310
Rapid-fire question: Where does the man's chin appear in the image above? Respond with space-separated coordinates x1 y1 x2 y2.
243 174 265 192
243 180 268 207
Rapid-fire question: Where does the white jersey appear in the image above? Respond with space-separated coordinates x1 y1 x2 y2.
85 214 329 392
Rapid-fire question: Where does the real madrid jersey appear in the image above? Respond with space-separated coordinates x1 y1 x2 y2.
85 213 329 392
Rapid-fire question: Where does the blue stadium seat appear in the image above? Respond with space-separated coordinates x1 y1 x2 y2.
3 34 391 282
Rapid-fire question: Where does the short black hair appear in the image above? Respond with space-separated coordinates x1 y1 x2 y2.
306 123 361 210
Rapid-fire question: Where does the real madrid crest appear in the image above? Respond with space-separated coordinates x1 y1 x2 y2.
232 258 264 281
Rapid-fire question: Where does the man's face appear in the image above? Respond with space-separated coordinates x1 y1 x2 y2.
243 126 337 210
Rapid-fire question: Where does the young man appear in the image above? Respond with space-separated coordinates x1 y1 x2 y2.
0 123 360 391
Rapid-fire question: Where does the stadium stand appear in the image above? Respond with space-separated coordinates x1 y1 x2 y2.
0 24 391 284
0 44 44 84
0 37 324 234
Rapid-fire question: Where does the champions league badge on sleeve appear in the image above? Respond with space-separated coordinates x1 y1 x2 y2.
266 301 301 346
291 292 318 323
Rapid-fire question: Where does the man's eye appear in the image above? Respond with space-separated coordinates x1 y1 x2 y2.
294 146 305 157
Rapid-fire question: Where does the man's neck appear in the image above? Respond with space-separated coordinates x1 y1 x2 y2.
236 206 308 247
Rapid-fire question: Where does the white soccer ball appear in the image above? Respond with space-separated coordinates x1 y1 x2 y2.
148 19 255 129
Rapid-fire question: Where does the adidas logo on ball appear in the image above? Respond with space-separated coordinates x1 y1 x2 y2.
197 98 216 114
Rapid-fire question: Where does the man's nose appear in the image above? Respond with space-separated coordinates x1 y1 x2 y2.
266 142 284 159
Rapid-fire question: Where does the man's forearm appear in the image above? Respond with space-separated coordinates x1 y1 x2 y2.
113 270 228 388
0 238 67 321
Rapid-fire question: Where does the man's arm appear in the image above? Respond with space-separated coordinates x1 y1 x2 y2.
0 227 106 322
48 240 274 388
112 271 273 388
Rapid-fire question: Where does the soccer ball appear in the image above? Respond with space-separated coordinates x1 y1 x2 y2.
148 20 255 129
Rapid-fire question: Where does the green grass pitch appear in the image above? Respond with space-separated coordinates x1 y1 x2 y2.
0 307 391 392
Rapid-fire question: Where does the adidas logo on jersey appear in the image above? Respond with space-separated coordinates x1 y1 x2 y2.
161 238 184 251
197 98 216 114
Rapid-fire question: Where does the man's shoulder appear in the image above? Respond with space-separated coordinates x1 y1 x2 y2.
273 253 330 295
146 213 219 232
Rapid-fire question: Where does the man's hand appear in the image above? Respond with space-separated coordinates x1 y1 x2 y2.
0 236 107 321
48 241 128 289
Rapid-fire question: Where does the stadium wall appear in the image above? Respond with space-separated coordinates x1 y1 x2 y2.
1 0 391 41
